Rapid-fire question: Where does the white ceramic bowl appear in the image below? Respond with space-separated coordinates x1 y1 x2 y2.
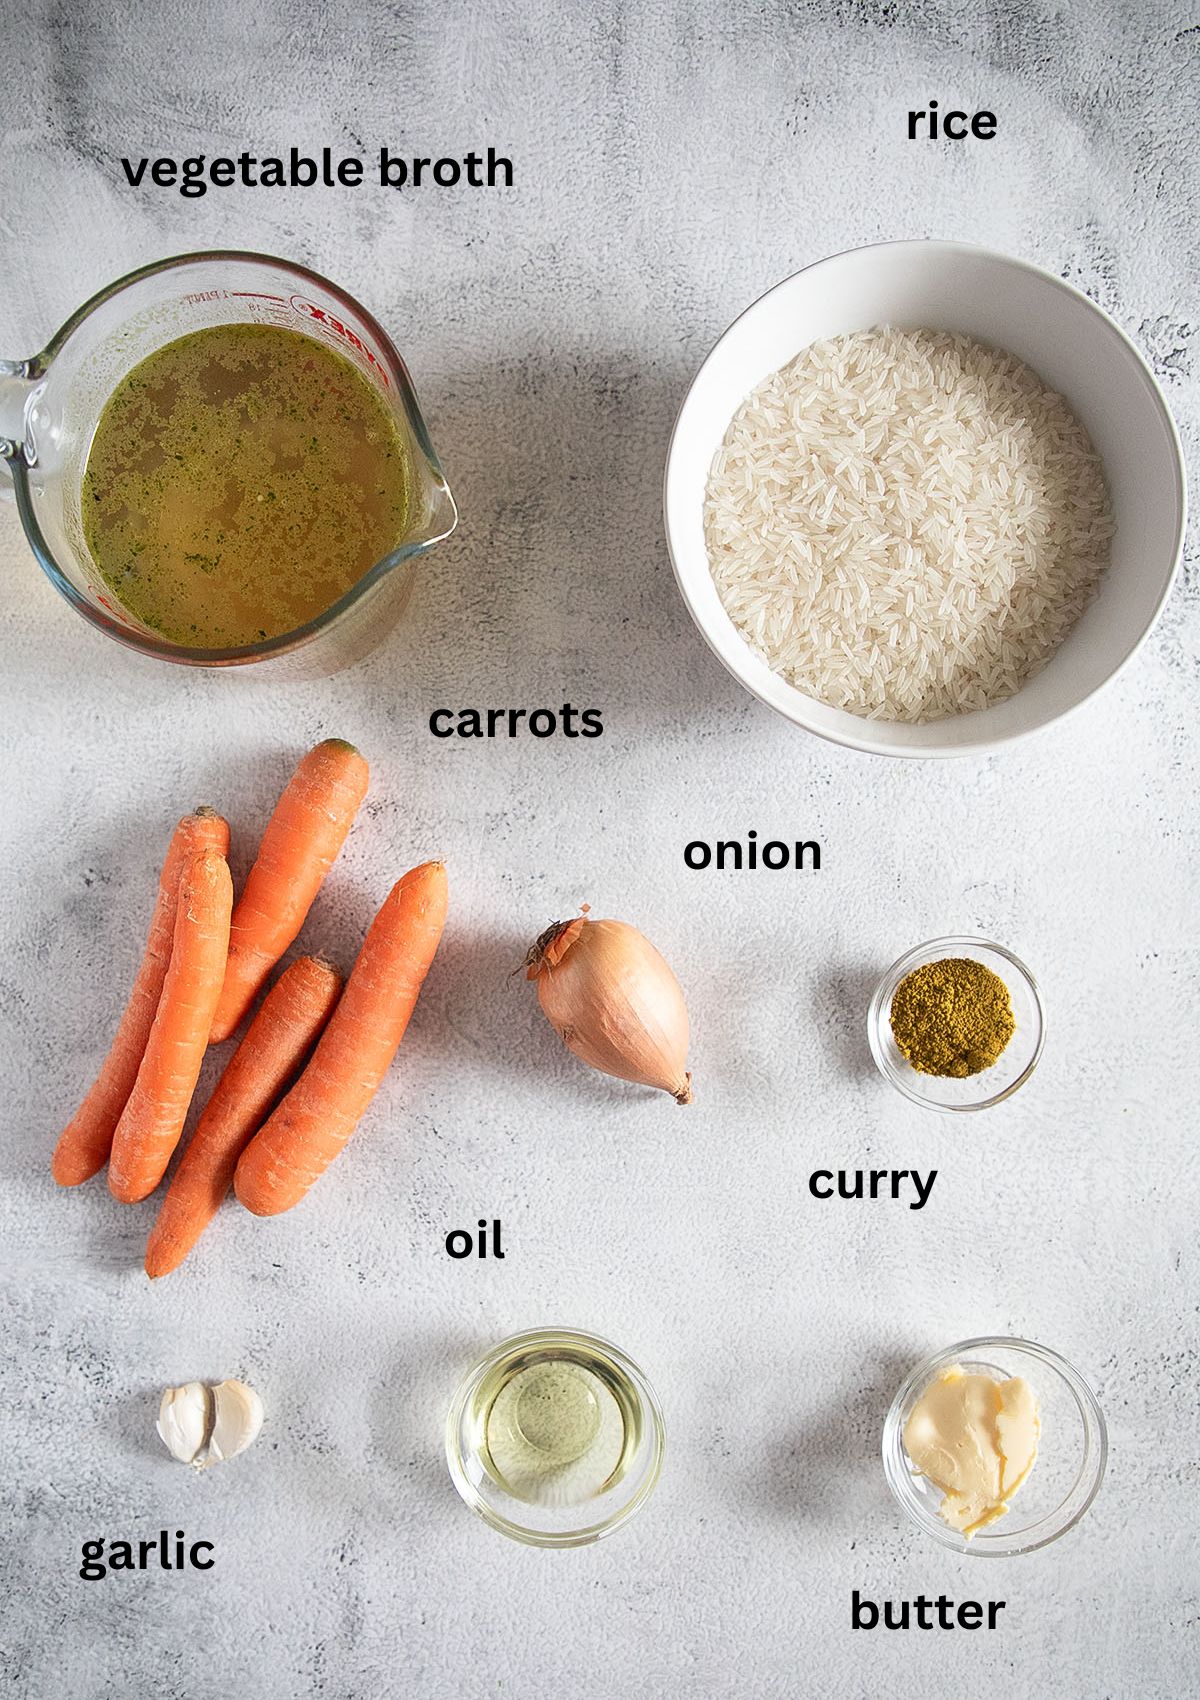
664 240 1187 758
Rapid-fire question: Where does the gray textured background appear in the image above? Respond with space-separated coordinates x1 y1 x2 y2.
2 2 1198 1696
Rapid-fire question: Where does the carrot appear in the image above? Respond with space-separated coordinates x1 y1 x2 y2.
144 956 343 1276
108 849 233 1204
208 739 368 1044
234 860 447 1216
51 808 230 1187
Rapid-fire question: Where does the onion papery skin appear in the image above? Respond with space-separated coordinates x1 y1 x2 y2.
527 916 693 1103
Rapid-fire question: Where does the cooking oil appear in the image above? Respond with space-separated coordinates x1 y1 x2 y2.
464 1335 645 1509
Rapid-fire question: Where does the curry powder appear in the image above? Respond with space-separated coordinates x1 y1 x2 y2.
889 957 1015 1078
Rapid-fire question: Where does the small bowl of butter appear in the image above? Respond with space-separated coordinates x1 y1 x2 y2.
882 1337 1107 1556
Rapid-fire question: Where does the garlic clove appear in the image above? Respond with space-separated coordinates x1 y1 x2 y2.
205 1379 264 1466
157 1382 212 1465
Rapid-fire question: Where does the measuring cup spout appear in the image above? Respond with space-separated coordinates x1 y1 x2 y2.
0 359 40 493
423 479 459 548
3 252 459 667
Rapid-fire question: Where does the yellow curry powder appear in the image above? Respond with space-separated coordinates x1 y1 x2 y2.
889 957 1015 1078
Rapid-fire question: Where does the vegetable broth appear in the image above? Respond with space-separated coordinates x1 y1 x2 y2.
82 323 410 648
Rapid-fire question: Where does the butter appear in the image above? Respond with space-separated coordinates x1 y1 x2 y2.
903 1365 1040 1537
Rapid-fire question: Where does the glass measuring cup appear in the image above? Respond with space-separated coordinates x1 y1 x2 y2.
0 251 457 673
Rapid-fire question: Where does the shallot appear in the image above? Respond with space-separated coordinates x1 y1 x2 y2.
525 910 693 1103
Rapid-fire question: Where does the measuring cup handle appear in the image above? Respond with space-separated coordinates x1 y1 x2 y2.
0 359 37 499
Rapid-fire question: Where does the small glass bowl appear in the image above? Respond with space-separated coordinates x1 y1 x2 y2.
867 935 1045 1111
883 1337 1107 1556
445 1328 665 1548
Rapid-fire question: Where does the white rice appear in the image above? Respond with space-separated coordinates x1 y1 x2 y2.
704 327 1114 722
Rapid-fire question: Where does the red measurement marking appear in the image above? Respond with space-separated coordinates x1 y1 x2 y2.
288 295 391 388
92 589 135 627
231 292 287 302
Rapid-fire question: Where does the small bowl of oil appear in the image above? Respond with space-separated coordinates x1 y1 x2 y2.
445 1328 665 1546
